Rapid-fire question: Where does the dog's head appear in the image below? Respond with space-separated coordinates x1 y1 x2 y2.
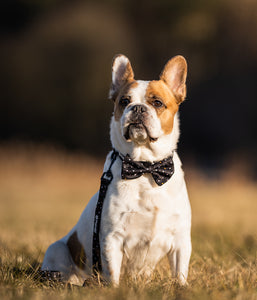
109 55 187 158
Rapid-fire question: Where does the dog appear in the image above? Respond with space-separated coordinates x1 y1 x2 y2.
41 54 191 286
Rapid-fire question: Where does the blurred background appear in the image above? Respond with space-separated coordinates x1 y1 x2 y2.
0 0 256 176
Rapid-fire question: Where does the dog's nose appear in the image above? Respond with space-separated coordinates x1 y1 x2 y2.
132 105 147 114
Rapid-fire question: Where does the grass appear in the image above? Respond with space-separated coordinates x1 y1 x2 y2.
0 144 256 299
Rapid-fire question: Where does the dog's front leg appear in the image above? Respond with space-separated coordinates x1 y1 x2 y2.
101 234 123 286
167 234 191 285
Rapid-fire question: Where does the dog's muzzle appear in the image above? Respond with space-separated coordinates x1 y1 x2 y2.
124 104 158 143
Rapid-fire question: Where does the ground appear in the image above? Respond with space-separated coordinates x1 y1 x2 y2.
0 144 256 300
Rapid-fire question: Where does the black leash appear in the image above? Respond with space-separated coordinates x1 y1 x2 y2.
92 149 119 274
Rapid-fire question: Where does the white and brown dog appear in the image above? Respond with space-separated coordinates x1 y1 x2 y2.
41 54 192 286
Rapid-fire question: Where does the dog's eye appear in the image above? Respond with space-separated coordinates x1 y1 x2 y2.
119 96 130 107
152 99 164 108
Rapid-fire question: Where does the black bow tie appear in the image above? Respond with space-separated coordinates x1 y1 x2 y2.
120 153 174 186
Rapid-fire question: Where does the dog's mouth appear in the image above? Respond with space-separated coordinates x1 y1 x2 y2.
124 122 158 143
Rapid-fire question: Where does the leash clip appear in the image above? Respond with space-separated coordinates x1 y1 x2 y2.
100 149 118 183
101 170 113 183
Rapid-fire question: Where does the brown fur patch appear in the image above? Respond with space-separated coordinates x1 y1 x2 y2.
67 231 86 270
146 80 179 135
114 81 138 121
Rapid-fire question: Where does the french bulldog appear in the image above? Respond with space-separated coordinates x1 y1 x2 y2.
41 54 192 286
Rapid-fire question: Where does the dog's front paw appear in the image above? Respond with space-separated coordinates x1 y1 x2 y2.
177 273 188 287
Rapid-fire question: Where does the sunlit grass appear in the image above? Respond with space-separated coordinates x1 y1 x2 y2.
0 144 256 299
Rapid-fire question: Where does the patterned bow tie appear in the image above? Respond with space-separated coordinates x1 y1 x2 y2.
120 153 174 186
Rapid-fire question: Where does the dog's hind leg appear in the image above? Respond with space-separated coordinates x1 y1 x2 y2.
41 241 82 285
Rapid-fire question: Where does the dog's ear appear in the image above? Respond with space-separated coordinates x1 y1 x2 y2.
109 54 134 101
160 55 187 104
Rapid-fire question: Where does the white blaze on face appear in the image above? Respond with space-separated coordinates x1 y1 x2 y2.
127 80 149 104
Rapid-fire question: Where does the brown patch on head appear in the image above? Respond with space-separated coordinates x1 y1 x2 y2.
114 81 138 121
146 80 179 134
67 231 86 270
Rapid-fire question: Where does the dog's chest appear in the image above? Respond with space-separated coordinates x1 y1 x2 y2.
106 178 177 270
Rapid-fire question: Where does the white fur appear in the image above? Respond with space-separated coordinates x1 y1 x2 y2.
42 64 191 286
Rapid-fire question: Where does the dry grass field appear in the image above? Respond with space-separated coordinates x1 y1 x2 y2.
0 144 256 300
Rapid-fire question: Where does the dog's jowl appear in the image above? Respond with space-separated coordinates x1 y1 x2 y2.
41 54 192 286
